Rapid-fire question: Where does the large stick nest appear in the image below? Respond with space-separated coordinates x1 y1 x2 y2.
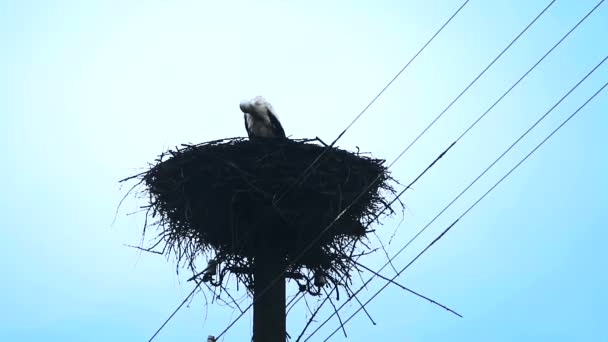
122 137 397 295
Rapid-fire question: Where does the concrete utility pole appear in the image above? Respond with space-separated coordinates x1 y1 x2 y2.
253 245 286 342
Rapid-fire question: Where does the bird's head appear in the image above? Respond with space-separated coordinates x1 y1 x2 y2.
240 96 269 115
251 96 267 106
239 99 252 113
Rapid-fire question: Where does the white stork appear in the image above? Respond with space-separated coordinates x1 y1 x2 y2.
239 96 286 139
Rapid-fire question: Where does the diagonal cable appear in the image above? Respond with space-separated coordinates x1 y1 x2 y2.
364 0 606 249
310 53 608 341
323 76 608 342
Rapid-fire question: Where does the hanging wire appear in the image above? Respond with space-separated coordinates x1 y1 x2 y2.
310 53 608 341
323 76 608 342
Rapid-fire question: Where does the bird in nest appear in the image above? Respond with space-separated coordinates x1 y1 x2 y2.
239 96 286 139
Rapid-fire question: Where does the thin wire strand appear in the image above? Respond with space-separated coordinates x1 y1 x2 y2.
286 292 303 313
323 77 608 342
354 262 462 317
147 283 201 342
296 290 334 341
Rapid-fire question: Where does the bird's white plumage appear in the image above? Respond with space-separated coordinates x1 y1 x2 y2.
239 96 286 138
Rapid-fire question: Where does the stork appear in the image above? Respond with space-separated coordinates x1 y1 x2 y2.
239 96 286 139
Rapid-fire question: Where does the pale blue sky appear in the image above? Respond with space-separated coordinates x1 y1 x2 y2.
1 1 607 341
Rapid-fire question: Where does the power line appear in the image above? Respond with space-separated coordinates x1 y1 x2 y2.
386 0 557 169
286 293 304 315
354 262 461 317
288 4 569 337
212 2 559 339
294 261 461 341
317 56 608 341
208 3 471 340
278 0 560 280
360 0 606 260
307 50 608 340
455 0 605 144
148 283 201 342
282 0 555 210
282 0 558 293
295 284 338 341
323 76 608 342
329 0 562 231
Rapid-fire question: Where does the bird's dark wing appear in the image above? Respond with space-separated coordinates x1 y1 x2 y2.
266 109 286 138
